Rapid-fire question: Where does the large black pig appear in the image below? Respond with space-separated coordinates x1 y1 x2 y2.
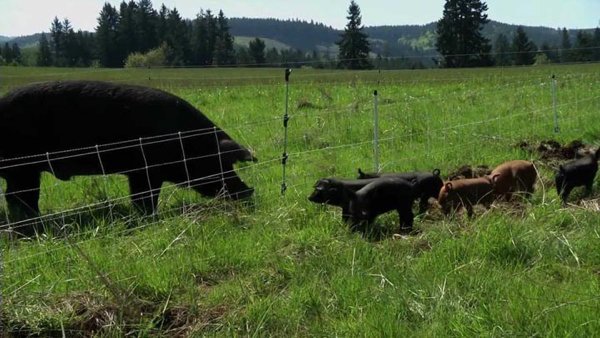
0 81 256 234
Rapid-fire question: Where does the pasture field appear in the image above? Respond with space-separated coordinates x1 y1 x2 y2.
1 63 600 336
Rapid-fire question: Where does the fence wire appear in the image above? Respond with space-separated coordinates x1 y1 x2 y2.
1 65 600 335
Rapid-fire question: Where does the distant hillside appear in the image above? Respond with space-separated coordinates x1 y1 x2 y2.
229 18 339 52
3 20 595 58
6 33 43 48
228 18 593 57
233 36 292 51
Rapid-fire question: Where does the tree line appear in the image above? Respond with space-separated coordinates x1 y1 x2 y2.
435 0 600 68
34 0 322 68
2 0 599 69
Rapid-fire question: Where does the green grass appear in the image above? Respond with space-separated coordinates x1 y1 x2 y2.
1 64 600 336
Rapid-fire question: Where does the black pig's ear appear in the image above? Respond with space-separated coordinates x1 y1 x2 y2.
219 139 257 162
558 165 565 173
357 168 366 178
432 169 441 176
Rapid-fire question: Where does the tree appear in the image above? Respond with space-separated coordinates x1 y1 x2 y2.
2 43 13 63
118 1 138 61
156 4 169 44
560 28 572 63
50 17 64 65
336 1 372 69
61 19 80 66
213 10 236 65
37 33 53 66
512 26 536 65
190 10 217 65
248 37 266 66
96 3 122 67
593 28 600 61
436 0 493 67
573 31 594 62
539 42 558 63
10 43 22 65
165 8 191 65
135 0 159 52
493 33 511 66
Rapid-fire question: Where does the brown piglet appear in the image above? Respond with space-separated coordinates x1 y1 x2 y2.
437 177 495 217
488 160 537 200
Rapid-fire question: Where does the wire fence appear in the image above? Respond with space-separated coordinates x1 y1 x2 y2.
1 62 600 334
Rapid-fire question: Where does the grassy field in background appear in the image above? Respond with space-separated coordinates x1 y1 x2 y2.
1 64 600 336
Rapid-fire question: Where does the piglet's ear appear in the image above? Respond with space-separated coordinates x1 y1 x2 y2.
445 182 453 191
432 169 441 176
558 165 565 173
357 168 366 178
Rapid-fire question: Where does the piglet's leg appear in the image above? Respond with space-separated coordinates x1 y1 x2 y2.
560 185 573 204
397 205 414 233
585 182 593 197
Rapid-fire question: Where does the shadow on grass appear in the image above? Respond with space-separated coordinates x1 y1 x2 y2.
0 195 256 240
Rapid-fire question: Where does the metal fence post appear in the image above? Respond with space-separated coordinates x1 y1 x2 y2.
281 68 292 195
373 90 380 173
552 74 559 133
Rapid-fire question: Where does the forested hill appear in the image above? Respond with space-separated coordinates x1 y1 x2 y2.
229 18 587 55
228 18 340 52
3 18 592 56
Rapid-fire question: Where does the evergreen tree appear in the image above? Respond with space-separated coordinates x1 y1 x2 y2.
234 46 252 66
560 28 572 63
2 43 13 63
593 28 600 61
203 10 218 65
10 43 22 65
512 26 536 65
573 31 594 62
265 47 280 66
336 1 372 69
190 11 210 65
156 4 169 44
74 30 94 66
539 42 558 63
190 10 218 65
213 10 235 65
493 33 511 66
96 3 122 67
50 17 64 65
165 8 191 65
436 0 493 67
118 1 138 61
61 18 80 66
135 0 159 52
0 42 13 64
248 37 266 66
37 33 53 66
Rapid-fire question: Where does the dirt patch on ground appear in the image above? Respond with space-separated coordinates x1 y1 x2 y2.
446 164 491 181
517 139 595 161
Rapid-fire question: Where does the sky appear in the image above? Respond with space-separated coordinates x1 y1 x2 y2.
1 0 599 37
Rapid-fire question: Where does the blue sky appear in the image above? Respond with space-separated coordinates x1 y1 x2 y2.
1 0 598 37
